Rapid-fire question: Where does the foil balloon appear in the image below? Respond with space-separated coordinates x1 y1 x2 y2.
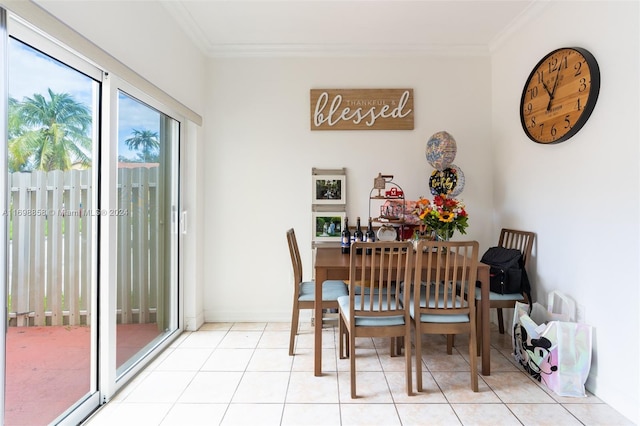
448 164 465 197
429 167 458 196
425 131 457 171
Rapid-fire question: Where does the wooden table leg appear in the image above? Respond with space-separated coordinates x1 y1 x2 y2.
476 301 482 357
314 267 327 376
479 267 491 376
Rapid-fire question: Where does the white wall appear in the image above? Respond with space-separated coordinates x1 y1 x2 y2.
491 1 639 422
203 55 494 322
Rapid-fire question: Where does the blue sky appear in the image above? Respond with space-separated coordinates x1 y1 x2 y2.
8 38 159 161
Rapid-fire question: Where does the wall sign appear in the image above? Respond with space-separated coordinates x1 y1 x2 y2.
310 89 414 130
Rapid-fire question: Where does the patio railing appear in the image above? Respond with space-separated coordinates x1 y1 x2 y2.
7 167 161 327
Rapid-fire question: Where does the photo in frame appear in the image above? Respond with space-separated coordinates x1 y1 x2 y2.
312 175 346 204
312 212 345 242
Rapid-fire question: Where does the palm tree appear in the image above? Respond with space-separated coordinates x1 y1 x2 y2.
8 89 92 172
8 97 31 172
124 129 159 163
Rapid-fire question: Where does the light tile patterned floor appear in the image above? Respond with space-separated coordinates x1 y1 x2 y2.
84 322 633 426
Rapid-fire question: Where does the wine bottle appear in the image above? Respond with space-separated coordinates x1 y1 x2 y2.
341 217 351 254
365 217 376 255
354 216 364 254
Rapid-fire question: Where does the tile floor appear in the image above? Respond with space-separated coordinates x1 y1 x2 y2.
84 321 633 426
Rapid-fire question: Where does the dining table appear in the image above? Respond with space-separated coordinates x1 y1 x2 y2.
313 245 492 377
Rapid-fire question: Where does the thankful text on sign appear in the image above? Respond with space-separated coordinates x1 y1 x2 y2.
310 89 414 131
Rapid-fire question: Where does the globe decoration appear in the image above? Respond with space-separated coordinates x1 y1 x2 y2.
429 167 458 196
425 131 457 171
448 164 465 197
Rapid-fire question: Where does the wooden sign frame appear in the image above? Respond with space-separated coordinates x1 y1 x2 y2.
310 89 414 131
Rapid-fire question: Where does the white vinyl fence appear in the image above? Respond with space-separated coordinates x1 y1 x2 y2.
7 167 161 327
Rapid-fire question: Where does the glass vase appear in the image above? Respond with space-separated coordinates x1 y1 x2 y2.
413 225 435 251
435 228 453 253
435 228 453 242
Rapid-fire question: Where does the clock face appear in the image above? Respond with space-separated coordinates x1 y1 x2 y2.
520 47 600 144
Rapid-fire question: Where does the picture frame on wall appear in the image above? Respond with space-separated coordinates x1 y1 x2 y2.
312 175 346 204
311 212 345 242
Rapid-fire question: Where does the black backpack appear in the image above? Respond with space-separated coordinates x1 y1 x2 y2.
478 246 532 307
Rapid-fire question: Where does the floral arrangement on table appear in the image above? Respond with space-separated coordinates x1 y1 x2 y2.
412 194 469 241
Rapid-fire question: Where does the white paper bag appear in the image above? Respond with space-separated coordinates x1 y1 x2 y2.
547 290 575 322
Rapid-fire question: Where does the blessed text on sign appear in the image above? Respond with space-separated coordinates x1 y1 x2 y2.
310 89 414 131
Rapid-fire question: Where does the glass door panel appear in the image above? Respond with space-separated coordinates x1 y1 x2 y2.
4 37 99 425
115 91 178 376
3 10 183 424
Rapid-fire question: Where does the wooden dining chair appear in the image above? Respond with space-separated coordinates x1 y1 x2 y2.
337 241 414 398
286 228 348 356
411 240 479 392
478 228 535 335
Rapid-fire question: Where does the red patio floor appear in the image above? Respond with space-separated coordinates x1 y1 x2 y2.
5 323 160 426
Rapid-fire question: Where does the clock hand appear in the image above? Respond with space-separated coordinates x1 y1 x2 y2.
541 80 553 110
550 69 560 96
546 65 563 111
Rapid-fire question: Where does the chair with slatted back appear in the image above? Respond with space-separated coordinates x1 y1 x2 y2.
411 240 480 392
478 228 535 335
337 241 414 398
286 228 348 356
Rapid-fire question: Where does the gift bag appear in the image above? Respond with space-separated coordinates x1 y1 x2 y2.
512 301 554 381
512 291 593 397
539 319 593 397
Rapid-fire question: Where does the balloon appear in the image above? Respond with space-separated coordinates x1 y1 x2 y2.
448 164 465 197
425 131 457 170
429 167 458 196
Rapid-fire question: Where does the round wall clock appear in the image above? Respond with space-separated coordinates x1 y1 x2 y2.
520 47 600 144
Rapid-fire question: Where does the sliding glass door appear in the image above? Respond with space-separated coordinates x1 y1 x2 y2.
115 91 179 377
4 30 100 426
2 9 182 425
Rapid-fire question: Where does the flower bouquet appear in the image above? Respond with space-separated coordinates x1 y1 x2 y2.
412 194 469 241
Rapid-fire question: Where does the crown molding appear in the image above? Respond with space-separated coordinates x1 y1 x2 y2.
164 0 549 59
162 0 492 58
161 0 212 55
204 43 491 58
489 0 552 53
